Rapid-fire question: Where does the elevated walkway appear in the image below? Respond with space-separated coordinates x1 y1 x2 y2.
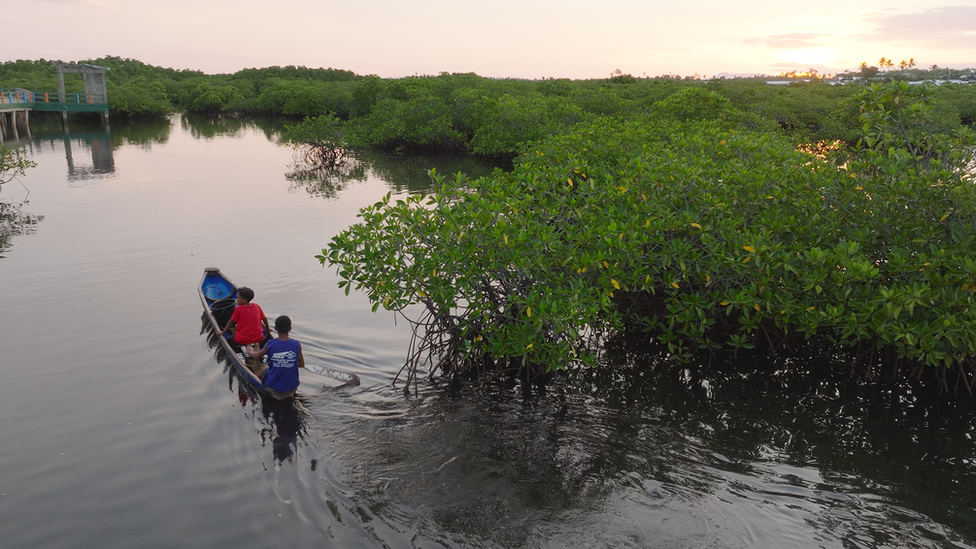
0 89 34 141
1 64 110 141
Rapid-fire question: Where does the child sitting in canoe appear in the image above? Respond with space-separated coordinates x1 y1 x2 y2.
217 286 271 352
246 315 306 394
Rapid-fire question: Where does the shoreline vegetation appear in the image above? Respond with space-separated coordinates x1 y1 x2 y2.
1 56 973 152
5 56 976 394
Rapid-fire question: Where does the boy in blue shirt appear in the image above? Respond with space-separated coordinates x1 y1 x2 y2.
247 315 305 394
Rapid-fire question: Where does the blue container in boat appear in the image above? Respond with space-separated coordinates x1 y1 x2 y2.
202 274 234 301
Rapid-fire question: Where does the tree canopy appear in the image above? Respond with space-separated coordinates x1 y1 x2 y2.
322 83 976 391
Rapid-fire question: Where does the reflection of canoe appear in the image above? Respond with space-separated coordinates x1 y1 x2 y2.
199 267 360 399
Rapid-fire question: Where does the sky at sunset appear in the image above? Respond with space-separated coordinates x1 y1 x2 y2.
3 0 975 79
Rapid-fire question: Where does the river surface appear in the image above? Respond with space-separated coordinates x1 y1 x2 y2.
2 114 976 548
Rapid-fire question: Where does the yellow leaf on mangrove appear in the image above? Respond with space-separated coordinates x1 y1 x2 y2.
743 245 756 253
691 222 702 230
754 303 761 311
526 307 532 317
671 282 680 288
612 279 620 290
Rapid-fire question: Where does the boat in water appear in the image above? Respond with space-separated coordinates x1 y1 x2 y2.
199 267 360 399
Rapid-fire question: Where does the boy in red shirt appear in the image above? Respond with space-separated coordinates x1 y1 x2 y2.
218 286 271 352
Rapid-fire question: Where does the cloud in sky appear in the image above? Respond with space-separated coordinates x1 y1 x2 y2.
743 33 831 50
32 0 118 8
860 5 976 49
1 0 973 78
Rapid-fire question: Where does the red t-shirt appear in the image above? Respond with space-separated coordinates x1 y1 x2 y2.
230 303 266 344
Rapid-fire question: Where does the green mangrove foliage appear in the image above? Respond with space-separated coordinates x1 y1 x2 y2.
282 114 348 168
4 56 975 146
0 143 35 185
322 83 976 388
0 143 40 258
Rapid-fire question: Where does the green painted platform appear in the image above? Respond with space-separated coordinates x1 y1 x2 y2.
31 101 108 112
1 89 108 113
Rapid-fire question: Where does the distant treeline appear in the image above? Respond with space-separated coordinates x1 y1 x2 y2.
2 56 975 156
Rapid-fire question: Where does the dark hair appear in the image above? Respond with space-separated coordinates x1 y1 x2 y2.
238 287 254 302
274 315 292 333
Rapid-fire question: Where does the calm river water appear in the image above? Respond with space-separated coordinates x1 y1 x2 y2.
2 114 976 548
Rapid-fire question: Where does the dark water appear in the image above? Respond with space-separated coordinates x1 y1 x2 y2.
2 114 976 549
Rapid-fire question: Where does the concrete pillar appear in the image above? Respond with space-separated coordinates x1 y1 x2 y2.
57 64 66 104
20 110 31 140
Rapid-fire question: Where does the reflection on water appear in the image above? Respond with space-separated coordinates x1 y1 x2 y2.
310 347 976 548
5 112 976 548
201 313 312 466
260 395 309 465
358 148 511 194
180 113 289 142
63 132 114 180
22 114 118 183
286 148 510 200
0 198 43 258
111 117 172 148
286 155 368 199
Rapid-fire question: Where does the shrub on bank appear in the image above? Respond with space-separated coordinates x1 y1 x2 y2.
322 83 976 387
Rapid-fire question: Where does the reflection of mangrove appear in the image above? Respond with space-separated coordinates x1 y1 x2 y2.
30 112 171 150
338 345 976 547
180 113 288 142
0 199 44 258
285 154 367 199
286 149 509 199
111 117 171 148
355 149 509 194
594 340 976 541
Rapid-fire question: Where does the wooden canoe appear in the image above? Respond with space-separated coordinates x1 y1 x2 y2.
199 267 360 399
